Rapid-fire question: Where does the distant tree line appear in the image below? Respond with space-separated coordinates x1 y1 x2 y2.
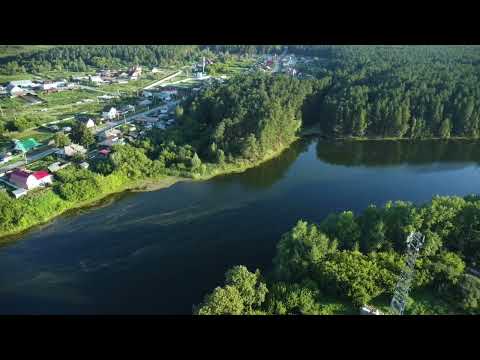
0 45 202 74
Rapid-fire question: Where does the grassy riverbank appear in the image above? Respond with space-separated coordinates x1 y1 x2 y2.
0 138 296 243
0 175 183 244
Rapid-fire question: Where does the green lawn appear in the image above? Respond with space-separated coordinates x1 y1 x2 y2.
10 127 54 143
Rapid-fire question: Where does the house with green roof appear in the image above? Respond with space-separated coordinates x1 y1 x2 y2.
13 138 41 153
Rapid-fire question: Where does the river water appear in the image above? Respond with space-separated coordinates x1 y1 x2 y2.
1 138 480 314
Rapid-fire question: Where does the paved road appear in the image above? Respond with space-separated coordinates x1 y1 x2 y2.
144 70 182 90
94 100 180 136
0 147 59 173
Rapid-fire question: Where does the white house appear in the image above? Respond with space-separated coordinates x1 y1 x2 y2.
48 161 70 173
8 85 25 97
102 107 118 120
89 75 104 84
9 169 53 190
142 90 153 98
42 82 58 91
129 65 142 80
79 118 95 128
57 144 87 158
151 67 161 73
9 80 33 88
42 81 66 91
104 128 122 139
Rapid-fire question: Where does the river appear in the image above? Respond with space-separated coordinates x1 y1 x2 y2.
1 138 480 314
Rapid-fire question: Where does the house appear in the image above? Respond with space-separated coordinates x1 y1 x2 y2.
142 90 153 98
13 138 41 153
12 188 28 199
48 161 70 173
79 118 95 128
103 128 122 139
57 144 87 158
89 75 104 84
0 85 6 95
42 81 65 91
194 72 206 79
151 67 161 73
99 137 125 148
79 162 89 169
98 149 111 157
138 99 152 107
8 85 26 97
9 169 53 190
135 116 159 125
128 65 142 80
9 80 33 88
102 107 118 120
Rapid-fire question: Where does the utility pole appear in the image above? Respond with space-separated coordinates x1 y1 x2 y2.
390 232 425 315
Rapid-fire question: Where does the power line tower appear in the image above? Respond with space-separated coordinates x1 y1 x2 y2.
390 232 425 315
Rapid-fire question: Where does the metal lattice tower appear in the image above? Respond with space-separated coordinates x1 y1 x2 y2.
390 232 425 315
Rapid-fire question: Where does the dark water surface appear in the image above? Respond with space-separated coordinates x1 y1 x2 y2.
1 138 480 314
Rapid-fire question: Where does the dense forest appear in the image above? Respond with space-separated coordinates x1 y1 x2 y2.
192 45 480 141
4 45 480 141
303 46 480 139
139 72 331 166
0 45 201 74
195 195 480 315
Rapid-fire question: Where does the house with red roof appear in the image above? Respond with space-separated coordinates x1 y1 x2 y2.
98 149 111 158
9 169 53 190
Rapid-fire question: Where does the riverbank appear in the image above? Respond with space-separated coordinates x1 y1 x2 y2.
299 126 475 142
0 139 297 243
0 175 184 244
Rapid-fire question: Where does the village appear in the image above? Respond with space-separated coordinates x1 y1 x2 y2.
0 52 316 200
